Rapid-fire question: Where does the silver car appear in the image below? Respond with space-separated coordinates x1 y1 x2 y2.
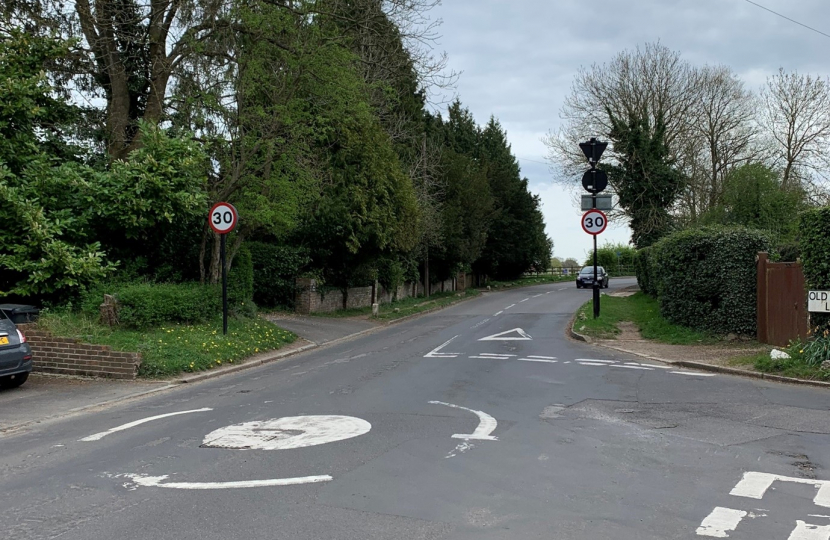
0 310 32 389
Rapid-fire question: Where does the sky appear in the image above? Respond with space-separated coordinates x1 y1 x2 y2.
428 0 830 262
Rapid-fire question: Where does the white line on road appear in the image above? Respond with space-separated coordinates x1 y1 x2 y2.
611 365 654 371
574 359 615 364
519 298 529 303
557 287 567 291
494 311 504 316
429 401 498 441
578 362 609 366
121 473 332 490
528 355 557 360
546 291 553 294
730 472 830 507
424 335 460 358
533 294 543 298
696 507 747 538
505 304 516 310
477 353 517 357
470 318 490 329
671 371 716 377
469 356 510 360
788 521 830 540
80 408 213 442
519 358 558 363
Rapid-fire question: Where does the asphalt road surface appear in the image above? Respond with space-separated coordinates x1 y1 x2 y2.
3 278 830 540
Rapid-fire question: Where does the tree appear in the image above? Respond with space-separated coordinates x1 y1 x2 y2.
606 110 684 248
760 68 830 191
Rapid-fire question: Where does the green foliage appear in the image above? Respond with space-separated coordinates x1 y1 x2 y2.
227 245 254 310
788 332 830 367
583 242 637 270
635 246 657 296
703 163 804 243
377 257 406 293
648 227 772 335
249 242 310 308
800 207 830 331
115 282 220 329
606 110 684 248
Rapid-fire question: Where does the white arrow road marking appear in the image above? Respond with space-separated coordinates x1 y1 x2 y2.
202 415 371 450
696 507 747 537
119 473 332 490
479 328 532 341
80 408 213 442
429 401 498 441
424 335 461 358
789 521 830 540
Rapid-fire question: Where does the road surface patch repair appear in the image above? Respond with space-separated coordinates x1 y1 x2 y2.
697 472 830 539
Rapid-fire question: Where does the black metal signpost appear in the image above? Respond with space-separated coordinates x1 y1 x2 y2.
209 202 239 335
578 138 608 319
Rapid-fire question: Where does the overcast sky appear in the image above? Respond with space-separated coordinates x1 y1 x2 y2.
429 0 830 262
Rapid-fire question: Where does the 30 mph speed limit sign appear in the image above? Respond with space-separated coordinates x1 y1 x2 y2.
581 209 607 235
209 202 238 234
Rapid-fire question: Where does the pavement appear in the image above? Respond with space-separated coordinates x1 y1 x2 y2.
2 278 830 540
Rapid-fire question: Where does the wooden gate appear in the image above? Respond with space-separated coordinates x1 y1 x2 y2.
757 252 809 346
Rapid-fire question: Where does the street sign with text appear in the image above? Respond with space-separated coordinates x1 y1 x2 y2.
808 291 830 313
581 209 608 235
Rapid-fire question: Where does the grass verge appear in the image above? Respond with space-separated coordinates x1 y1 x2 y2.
729 351 830 382
573 292 716 345
310 289 480 321
37 310 296 378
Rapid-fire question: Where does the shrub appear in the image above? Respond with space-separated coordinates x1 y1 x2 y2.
249 242 310 308
635 246 656 297
116 282 219 328
228 245 254 308
800 208 830 331
650 227 772 335
583 242 637 274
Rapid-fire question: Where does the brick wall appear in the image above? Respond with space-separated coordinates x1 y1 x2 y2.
18 324 141 379
295 278 437 314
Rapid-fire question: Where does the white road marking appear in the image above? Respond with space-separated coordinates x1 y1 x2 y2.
477 353 517 357
494 311 504 316
546 291 553 294
527 355 557 360
696 507 747 538
445 441 475 459
429 401 498 441
519 358 558 363
80 408 213 442
120 473 332 490
519 298 529 303
201 415 371 450
533 294 543 298
470 318 490 329
788 521 830 540
578 362 609 366
469 356 510 360
625 362 644 366
612 364 654 371
574 359 615 364
505 304 516 310
730 472 830 507
479 328 532 341
645 364 673 369
424 335 461 358
671 371 716 377
557 287 567 291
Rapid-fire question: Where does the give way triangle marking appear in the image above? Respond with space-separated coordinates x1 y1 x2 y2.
478 328 532 341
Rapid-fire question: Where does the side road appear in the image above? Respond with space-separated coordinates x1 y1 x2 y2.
0 289 483 434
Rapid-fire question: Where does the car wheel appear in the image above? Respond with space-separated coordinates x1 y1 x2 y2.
1 372 28 389
576 283 581 288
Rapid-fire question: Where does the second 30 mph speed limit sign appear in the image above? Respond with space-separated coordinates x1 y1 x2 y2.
581 209 607 235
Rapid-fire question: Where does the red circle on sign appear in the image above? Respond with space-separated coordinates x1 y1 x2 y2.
581 209 608 235
209 202 238 234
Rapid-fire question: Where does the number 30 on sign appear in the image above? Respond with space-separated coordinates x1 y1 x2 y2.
581 209 607 235
209 202 238 234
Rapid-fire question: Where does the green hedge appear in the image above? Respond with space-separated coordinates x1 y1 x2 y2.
647 227 771 335
116 282 220 328
801 208 830 330
249 242 310 308
635 246 657 297
228 245 254 309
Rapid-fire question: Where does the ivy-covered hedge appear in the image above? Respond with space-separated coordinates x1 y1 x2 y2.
249 242 310 308
801 208 830 330
228 245 254 309
637 227 771 335
116 282 220 328
635 246 656 296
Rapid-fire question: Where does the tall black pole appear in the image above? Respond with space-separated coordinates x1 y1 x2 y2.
221 233 228 335
592 192 600 319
